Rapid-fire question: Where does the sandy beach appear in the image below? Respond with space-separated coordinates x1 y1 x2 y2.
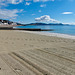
0 30 75 75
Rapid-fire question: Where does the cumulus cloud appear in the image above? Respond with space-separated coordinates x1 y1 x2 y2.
38 10 42 12
35 15 59 23
32 14 35 15
0 0 55 7
0 0 22 6
33 0 54 2
40 4 46 7
0 9 21 19
20 9 23 12
9 0 23 4
25 0 55 2
25 2 31 5
62 12 73 14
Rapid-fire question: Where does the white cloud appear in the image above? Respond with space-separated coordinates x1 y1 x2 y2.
20 9 23 12
0 0 55 6
63 22 75 25
35 15 50 22
0 0 23 7
35 15 59 23
0 0 54 7
0 9 21 19
0 0 23 19
7 0 23 4
33 0 54 2
12 0 23 4
62 12 73 14
25 2 31 5
40 4 46 7
0 3 7 6
32 14 35 15
39 10 42 12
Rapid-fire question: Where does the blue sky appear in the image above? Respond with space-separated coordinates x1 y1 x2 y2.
0 0 75 24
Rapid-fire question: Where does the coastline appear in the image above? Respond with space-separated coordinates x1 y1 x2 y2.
17 30 75 39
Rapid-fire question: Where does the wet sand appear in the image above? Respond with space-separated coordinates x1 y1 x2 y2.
0 30 75 75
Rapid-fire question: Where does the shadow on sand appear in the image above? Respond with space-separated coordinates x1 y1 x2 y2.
0 27 54 31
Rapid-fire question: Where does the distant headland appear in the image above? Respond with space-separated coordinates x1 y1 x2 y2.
23 22 70 26
0 19 72 26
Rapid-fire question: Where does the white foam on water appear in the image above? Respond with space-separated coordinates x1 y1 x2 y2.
16 30 75 39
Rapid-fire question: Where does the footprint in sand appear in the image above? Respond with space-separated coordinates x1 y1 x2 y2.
6 37 8 40
5 42 8 44
14 68 22 72
46 40 49 42
12 42 14 44
37 39 40 41
29 39 32 41
25 39 27 41
32 39 35 40
24 44 27 45
29 45 34 47
0 68 1 70
20 38 23 40
73 40 75 43
17 38 20 40
41 40 44 42
50 40 54 42
10 38 12 40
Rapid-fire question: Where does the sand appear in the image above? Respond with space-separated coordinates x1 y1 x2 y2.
0 30 75 75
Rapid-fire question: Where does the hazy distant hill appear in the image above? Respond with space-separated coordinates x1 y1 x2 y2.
25 23 67 25
0 19 69 26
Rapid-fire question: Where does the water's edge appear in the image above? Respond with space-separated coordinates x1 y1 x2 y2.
16 30 75 40
16 25 75 36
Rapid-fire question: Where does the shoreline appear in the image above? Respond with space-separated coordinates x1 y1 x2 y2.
16 30 75 39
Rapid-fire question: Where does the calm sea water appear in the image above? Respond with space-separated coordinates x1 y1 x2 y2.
17 25 75 36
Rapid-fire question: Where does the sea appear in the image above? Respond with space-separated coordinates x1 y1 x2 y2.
16 25 75 36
